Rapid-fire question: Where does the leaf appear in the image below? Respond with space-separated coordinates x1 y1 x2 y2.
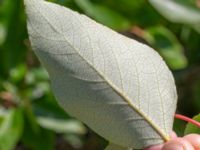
74 0 130 30
0 0 27 76
9 64 27 83
173 118 186 137
37 117 87 134
0 108 24 150
143 26 188 70
0 23 6 45
21 111 55 150
149 0 200 33
24 0 177 149
184 114 200 135
105 143 132 150
22 127 55 150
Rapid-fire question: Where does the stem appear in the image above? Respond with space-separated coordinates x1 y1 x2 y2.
175 114 200 128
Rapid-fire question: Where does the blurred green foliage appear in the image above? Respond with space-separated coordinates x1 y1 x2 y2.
184 114 200 135
0 0 200 149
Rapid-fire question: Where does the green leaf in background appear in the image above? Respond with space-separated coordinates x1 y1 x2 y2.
144 26 188 70
22 112 55 150
173 118 186 137
32 94 70 119
0 0 27 77
9 64 27 84
37 117 87 135
0 108 24 150
149 0 200 33
90 0 162 27
0 23 6 45
0 108 7 125
184 114 200 135
74 0 130 30
22 127 55 150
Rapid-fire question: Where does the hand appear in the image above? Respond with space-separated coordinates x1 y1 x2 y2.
144 132 200 150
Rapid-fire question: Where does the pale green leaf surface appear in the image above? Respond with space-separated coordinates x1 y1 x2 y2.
0 23 6 45
149 0 200 25
24 0 177 149
144 26 188 70
184 114 200 135
105 143 132 150
37 117 87 134
0 109 23 150
149 0 200 33
74 0 130 30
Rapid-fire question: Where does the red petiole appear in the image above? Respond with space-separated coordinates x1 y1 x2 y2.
175 114 200 128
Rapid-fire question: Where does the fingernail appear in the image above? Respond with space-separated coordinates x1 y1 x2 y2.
162 143 184 150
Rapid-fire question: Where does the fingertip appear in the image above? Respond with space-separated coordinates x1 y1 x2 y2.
162 142 183 150
184 134 200 149
162 138 194 150
143 144 163 150
170 131 177 139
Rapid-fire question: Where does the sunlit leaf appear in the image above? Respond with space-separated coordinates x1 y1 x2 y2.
105 143 132 150
9 64 27 83
144 26 188 70
74 0 130 30
37 117 87 134
0 23 6 45
0 108 23 150
184 114 200 135
149 0 200 33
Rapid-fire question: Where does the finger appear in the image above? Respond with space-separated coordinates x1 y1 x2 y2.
143 132 177 150
170 131 177 139
162 138 194 150
143 144 163 150
184 134 200 149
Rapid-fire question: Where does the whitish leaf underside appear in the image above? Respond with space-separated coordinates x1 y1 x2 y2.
25 0 177 149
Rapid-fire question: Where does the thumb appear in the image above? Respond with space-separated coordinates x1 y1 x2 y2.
143 144 163 150
162 138 194 150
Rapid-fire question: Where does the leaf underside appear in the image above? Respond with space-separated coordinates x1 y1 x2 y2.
105 143 132 150
24 0 177 149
